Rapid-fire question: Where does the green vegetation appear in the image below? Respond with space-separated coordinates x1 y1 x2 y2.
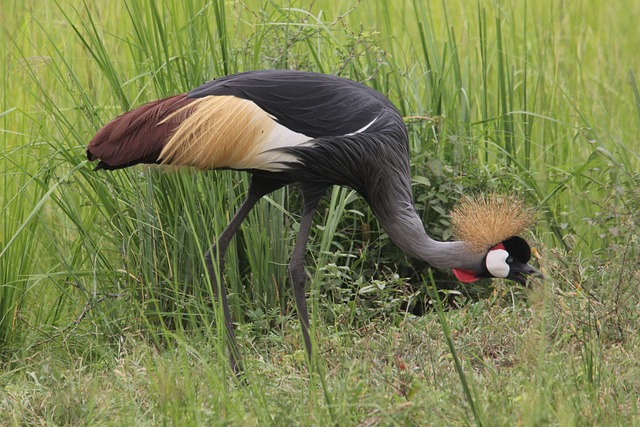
2 0 639 425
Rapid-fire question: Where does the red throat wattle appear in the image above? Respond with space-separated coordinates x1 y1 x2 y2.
452 268 480 283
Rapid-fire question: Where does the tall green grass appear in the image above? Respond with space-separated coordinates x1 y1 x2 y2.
1 0 639 424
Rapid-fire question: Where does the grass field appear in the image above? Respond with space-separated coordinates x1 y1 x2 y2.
2 0 639 425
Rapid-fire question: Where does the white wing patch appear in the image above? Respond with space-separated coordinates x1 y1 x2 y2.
254 118 314 171
344 116 378 136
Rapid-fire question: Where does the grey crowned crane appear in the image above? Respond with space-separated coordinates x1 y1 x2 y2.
87 69 543 373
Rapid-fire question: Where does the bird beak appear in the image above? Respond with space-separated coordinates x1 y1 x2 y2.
508 261 544 285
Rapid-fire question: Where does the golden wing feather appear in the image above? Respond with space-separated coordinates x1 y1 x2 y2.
159 96 275 170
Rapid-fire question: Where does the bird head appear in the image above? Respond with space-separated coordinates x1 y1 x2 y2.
449 195 543 285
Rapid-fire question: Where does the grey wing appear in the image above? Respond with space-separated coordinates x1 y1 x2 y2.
187 70 391 138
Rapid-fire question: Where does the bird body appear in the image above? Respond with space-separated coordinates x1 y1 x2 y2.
89 70 395 172
88 69 542 373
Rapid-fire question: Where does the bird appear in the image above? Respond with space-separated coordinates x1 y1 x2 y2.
87 69 543 373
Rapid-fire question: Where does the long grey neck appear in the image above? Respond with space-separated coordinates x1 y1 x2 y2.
353 131 483 272
373 199 481 271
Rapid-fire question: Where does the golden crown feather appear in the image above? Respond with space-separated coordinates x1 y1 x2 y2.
450 194 536 251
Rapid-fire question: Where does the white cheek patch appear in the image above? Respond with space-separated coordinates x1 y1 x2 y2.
486 249 510 278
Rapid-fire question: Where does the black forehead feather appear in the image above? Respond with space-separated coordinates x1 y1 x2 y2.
502 236 531 263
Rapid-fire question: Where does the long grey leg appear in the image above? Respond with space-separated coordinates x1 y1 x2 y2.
205 177 285 374
288 186 327 360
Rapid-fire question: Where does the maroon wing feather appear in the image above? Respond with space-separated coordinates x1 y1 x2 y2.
87 94 194 170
